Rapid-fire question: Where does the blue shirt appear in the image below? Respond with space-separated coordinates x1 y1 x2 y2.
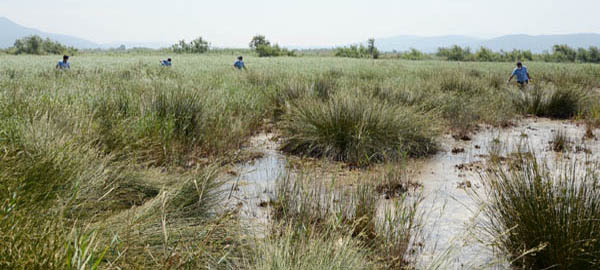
512 66 529 82
234 60 245 70
161 60 172 66
57 61 70 69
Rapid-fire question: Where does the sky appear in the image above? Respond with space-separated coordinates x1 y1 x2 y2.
1 0 600 47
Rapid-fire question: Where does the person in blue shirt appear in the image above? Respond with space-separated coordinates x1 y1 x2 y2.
508 62 532 87
56 55 70 69
160 58 172 67
233 56 246 70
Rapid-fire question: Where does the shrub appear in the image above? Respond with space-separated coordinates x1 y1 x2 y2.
256 44 296 57
249 35 296 57
171 37 210 53
9 35 77 55
280 95 438 166
335 40 380 59
479 153 600 269
335 45 366 58
437 45 473 61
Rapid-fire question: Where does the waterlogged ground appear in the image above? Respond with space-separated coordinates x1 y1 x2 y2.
418 118 600 269
226 118 599 268
226 133 286 232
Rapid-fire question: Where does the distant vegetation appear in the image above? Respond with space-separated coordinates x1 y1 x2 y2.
171 36 210 53
335 38 380 59
431 44 599 63
333 40 599 63
249 34 296 57
3 35 77 55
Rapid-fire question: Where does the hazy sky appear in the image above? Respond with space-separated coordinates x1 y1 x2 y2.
2 0 599 47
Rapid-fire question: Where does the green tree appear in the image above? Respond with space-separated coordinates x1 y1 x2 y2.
437 45 472 61
190 37 210 53
10 35 76 55
551 44 577 62
249 35 270 49
367 38 380 59
475 47 497 62
588 47 600 63
171 37 210 54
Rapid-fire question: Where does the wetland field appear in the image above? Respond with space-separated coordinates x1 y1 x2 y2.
1 54 600 269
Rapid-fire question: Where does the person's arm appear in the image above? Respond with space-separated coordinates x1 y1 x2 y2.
243 64 247 70
508 69 516 82
56 63 60 69
527 72 532 81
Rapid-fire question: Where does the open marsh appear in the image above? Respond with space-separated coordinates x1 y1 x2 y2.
1 54 600 269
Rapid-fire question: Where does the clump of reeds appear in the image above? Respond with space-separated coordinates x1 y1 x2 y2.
550 129 571 152
265 173 424 269
479 152 600 269
280 94 438 166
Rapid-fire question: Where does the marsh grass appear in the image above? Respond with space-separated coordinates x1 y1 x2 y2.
550 129 571 152
280 94 439 166
511 83 588 119
268 173 424 269
479 152 600 269
1 55 600 269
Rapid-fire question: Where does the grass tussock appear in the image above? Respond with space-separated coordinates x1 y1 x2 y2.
280 94 439 166
511 84 588 119
479 153 600 269
263 174 424 269
550 129 571 152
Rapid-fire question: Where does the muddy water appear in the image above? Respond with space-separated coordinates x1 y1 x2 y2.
229 119 599 268
418 118 600 269
227 133 286 231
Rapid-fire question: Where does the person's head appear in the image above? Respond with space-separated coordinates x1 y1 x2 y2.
167 58 171 62
237 56 243 61
63 55 69 62
516 62 522 68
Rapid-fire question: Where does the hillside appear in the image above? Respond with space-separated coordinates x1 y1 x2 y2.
0 17 99 49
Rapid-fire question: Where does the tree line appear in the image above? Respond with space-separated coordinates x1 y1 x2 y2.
391 44 600 63
3 35 78 55
3 35 599 64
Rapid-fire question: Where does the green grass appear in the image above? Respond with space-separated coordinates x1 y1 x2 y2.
479 153 600 269
280 93 439 166
267 173 424 269
0 53 599 269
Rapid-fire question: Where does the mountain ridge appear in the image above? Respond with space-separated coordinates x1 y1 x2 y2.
1 17 599 52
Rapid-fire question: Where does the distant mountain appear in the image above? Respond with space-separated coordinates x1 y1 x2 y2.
0 17 100 49
375 33 600 53
478 34 600 53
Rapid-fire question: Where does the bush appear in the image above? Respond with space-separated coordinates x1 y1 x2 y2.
9 35 77 55
171 37 210 53
256 44 295 57
249 35 296 57
335 39 379 59
479 153 600 269
280 95 438 166
437 45 473 61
